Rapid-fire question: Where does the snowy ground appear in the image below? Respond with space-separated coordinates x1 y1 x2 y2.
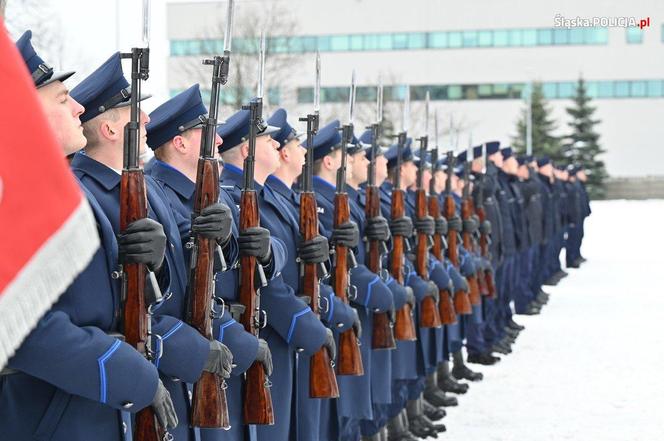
440 200 664 441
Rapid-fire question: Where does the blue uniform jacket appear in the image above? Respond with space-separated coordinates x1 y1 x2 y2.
1 180 159 441
71 152 210 441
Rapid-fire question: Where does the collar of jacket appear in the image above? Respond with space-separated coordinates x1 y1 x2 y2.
70 151 120 191
149 159 195 200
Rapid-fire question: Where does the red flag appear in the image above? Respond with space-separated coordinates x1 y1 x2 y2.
0 24 99 368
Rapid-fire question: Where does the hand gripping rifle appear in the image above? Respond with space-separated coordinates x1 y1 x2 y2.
186 0 234 428
333 71 364 376
475 144 496 298
428 112 456 325
414 92 441 328
390 86 417 341
365 81 396 350
461 143 481 306
118 2 168 439
298 53 340 398
443 151 472 315
239 32 274 425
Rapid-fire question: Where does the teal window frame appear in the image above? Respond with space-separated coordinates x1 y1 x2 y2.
626 27 643 44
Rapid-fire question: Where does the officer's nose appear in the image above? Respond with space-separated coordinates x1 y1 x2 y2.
70 96 85 118
215 133 223 148
140 110 150 125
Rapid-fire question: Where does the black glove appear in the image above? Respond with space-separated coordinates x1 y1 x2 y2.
435 217 448 236
331 221 359 248
365 216 391 242
118 218 166 272
151 380 178 430
203 340 233 379
298 235 330 264
462 217 478 234
447 215 462 232
390 216 413 238
238 226 272 264
405 286 416 309
323 328 337 361
479 220 492 235
256 338 273 376
191 202 233 246
351 308 362 339
424 281 439 304
413 215 435 236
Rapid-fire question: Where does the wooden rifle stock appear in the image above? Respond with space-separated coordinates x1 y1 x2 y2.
365 185 396 350
428 194 457 325
239 191 274 424
460 198 481 306
389 189 417 341
415 188 441 328
333 193 364 376
443 194 472 315
476 204 497 298
299 190 340 398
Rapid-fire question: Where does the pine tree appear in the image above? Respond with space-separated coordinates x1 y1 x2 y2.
563 77 607 199
512 82 563 162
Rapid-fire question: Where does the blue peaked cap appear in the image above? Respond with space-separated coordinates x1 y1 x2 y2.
267 108 303 150
146 84 208 150
501 146 513 159
15 30 74 88
216 101 280 154
305 120 342 161
359 129 387 160
71 52 151 123
385 138 415 169
536 155 551 167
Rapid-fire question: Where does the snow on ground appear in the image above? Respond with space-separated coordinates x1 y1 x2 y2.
440 200 664 441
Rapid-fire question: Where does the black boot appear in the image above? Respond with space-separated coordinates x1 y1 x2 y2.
467 352 500 365
504 326 520 339
423 372 458 406
407 398 445 438
451 350 483 381
437 361 469 394
508 318 525 331
492 340 512 355
387 410 417 441
422 397 446 421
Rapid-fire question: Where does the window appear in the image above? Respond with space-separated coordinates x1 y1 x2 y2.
298 88 314 103
478 84 493 97
508 29 523 46
537 29 553 45
626 27 643 44
585 81 599 98
558 82 575 98
493 30 509 46
598 81 614 98
330 35 349 51
447 85 462 99
614 81 630 97
409 33 427 49
429 32 448 48
448 31 462 48
569 28 585 44
364 34 379 50
647 80 663 97
478 31 492 47
631 81 646 97
267 87 280 105
377 34 392 50
522 29 537 46
542 83 557 99
349 35 364 51
392 33 409 50
462 31 478 47
553 28 569 45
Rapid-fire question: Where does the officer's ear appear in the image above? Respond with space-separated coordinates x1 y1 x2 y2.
240 141 250 160
172 135 187 154
99 119 117 142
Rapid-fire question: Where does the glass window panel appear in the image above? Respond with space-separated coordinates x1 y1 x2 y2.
288 37 304 53
447 85 462 99
317 36 331 51
271 37 289 53
171 41 185 56
522 29 537 46
462 31 478 47
410 86 428 101
356 86 375 102
631 81 646 97
626 27 643 44
462 85 478 99
553 28 569 44
598 81 614 98
302 36 317 52
569 28 585 44
298 88 313 103
614 81 630 97
448 31 462 48
585 81 599 98
647 80 663 96
494 30 508 46
268 87 280 105
478 84 493 97
378 34 393 50
509 29 523 46
542 83 557 99
330 35 349 51
595 28 609 44
430 86 447 100
537 29 553 45
349 35 364 50
186 40 202 55
558 82 575 98
478 31 492 47
429 32 448 48
409 33 427 49
393 33 409 49
493 83 509 97
510 83 524 99
364 34 379 50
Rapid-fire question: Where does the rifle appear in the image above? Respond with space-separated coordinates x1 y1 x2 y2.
475 144 496 298
414 92 441 328
119 2 167 439
461 144 481 306
365 81 396 350
332 71 364 376
239 32 274 425
390 86 416 341
186 0 234 428
298 53 340 398
443 151 472 315
428 112 456 325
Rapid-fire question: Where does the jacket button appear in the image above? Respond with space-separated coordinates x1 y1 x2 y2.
296 347 304 353
121 401 134 409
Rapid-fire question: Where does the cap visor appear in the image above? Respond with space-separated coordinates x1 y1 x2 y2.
258 124 281 138
37 70 75 89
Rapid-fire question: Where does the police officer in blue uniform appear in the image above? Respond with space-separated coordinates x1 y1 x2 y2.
217 105 335 441
534 156 556 290
141 84 280 441
1 31 178 441
565 166 591 268
265 108 362 441
69 54 236 441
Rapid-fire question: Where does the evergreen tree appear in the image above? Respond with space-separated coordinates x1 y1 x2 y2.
563 77 607 199
512 82 563 162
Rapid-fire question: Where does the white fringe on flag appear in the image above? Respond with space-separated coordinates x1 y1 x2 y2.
0 198 99 368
